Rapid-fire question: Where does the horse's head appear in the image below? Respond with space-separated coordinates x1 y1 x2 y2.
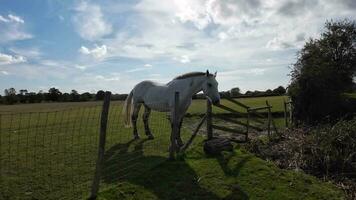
202 70 220 105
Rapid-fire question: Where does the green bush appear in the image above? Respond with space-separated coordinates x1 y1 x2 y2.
288 20 356 124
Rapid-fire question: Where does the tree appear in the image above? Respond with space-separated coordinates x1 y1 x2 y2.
4 88 17 104
80 92 92 101
70 89 80 102
48 87 62 102
230 87 241 97
273 86 286 95
96 90 105 100
27 92 37 103
288 19 356 124
18 89 28 103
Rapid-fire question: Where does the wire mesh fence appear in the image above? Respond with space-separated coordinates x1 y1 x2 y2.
0 98 179 199
0 105 102 199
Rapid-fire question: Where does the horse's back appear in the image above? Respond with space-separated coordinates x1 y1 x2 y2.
132 81 169 108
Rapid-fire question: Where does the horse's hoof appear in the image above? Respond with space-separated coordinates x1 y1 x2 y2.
147 135 154 140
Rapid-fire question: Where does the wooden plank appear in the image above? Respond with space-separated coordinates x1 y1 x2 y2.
216 136 247 143
212 124 246 135
248 106 271 112
266 101 271 137
214 104 244 116
169 91 179 159
89 91 111 200
213 114 263 131
206 99 213 140
180 115 207 152
246 112 249 141
284 100 288 127
248 114 265 124
224 96 250 109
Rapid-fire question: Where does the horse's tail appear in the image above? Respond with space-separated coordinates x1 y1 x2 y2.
123 90 133 128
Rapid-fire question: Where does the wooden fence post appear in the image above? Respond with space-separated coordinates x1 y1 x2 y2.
206 99 213 140
89 91 111 200
246 108 250 141
289 102 293 125
284 100 288 128
169 92 179 160
266 100 271 138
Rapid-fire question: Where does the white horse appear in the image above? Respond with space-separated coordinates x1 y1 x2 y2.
123 70 220 147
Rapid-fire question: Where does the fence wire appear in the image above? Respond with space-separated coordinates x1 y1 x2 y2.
0 100 179 199
99 102 177 192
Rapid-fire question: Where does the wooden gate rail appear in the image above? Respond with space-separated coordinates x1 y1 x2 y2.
206 96 280 142
214 104 244 116
212 114 263 131
211 125 246 135
224 96 250 109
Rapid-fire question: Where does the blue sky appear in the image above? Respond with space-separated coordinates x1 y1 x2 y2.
0 0 355 94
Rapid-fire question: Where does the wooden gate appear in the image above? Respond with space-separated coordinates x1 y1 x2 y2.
206 96 278 142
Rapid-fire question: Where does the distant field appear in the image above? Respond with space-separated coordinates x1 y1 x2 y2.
0 95 290 114
0 95 290 131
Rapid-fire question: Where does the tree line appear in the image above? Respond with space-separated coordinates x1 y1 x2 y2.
0 88 128 105
193 85 286 99
0 85 286 105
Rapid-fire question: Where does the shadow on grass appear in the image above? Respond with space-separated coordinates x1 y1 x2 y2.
207 151 252 200
100 138 236 200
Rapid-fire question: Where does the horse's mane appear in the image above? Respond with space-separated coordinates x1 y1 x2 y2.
173 72 213 80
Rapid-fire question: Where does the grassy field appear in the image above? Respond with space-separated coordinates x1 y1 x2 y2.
0 96 290 114
0 95 344 199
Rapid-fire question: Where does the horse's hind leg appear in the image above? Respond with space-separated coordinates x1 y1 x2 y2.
176 119 184 147
132 103 141 140
143 105 154 140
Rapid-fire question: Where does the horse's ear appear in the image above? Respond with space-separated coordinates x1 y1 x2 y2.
214 71 217 77
206 70 209 76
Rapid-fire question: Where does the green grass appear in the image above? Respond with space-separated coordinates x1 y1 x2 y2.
1 95 332 200
344 93 356 99
0 104 173 199
98 141 344 200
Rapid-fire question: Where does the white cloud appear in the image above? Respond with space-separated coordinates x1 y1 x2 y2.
79 44 107 59
0 53 27 65
0 14 32 43
1 71 9 75
73 2 112 41
144 64 152 67
125 67 152 73
9 47 41 59
7 14 24 23
0 14 24 23
180 55 191 63
75 65 87 70
174 55 191 63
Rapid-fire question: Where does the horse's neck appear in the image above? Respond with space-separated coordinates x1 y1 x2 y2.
173 76 205 101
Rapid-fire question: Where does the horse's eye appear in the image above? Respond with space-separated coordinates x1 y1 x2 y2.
207 83 212 87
